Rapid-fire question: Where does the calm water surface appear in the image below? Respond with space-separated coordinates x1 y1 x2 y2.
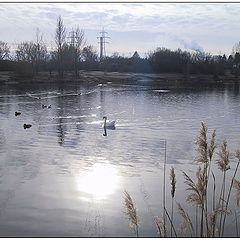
0 80 240 236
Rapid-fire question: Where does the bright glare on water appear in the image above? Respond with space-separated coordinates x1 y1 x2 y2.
0 80 240 236
76 162 120 201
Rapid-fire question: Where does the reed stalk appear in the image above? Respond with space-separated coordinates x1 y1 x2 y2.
170 166 176 237
205 129 216 236
195 206 198 236
211 170 217 236
164 207 178 237
162 140 167 237
194 122 210 236
235 210 239 237
177 202 194 236
123 123 240 238
221 152 240 236
123 190 139 237
215 141 230 236
233 178 240 207
183 167 206 236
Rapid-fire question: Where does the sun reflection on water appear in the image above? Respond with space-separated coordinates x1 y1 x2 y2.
76 162 120 201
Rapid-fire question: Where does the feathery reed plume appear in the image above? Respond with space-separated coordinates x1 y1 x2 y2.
216 141 230 236
194 122 211 236
183 166 207 236
216 141 230 172
208 129 216 161
195 122 208 164
208 206 223 237
233 179 240 207
123 190 139 237
183 167 206 206
177 202 194 236
170 167 176 199
236 149 240 162
154 216 166 237
170 167 176 237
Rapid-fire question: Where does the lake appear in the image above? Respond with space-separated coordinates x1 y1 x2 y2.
0 77 240 237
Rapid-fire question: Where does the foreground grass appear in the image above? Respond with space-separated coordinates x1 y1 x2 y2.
124 122 240 237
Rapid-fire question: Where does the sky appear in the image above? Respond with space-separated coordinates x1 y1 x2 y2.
0 3 240 57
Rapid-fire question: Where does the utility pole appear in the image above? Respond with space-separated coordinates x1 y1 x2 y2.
66 29 85 77
97 28 110 61
67 30 76 47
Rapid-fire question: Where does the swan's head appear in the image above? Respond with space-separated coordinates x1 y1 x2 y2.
103 116 107 120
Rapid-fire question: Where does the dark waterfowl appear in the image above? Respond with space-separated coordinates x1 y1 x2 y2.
23 124 32 129
48 105 51 109
15 112 21 116
42 104 47 109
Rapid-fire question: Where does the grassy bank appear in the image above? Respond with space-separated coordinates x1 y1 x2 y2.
0 70 240 88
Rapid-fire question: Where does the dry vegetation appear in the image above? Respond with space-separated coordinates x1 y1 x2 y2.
123 122 240 237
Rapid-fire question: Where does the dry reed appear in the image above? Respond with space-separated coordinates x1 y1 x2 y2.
233 179 240 207
123 122 240 237
216 141 230 236
208 129 216 161
177 202 194 236
123 190 139 237
154 216 166 237
216 140 230 172
170 167 176 237
195 122 208 164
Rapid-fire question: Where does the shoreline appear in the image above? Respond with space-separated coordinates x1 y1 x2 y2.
0 70 239 88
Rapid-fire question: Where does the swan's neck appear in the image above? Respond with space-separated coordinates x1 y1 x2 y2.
104 118 107 127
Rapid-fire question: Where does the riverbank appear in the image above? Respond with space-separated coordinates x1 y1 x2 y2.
0 70 239 87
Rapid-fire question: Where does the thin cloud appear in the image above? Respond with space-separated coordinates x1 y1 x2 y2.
0 3 240 55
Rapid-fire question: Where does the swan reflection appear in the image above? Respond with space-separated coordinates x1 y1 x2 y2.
77 163 120 201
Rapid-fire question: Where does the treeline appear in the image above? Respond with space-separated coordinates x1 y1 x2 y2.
148 48 240 76
0 16 240 78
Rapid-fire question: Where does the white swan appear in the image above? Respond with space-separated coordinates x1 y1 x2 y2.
103 116 116 129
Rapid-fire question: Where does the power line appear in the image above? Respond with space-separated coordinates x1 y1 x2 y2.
67 30 84 47
97 28 110 61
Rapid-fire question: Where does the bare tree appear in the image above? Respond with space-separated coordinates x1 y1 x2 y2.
35 28 47 74
232 42 240 77
82 45 98 70
16 42 35 62
0 41 10 60
74 27 86 76
55 16 66 77
15 38 47 75
232 41 240 55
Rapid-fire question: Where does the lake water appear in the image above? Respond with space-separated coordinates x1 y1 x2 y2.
0 78 240 237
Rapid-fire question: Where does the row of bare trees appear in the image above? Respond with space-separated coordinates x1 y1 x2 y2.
1 15 240 77
0 16 98 77
15 29 48 75
54 17 86 77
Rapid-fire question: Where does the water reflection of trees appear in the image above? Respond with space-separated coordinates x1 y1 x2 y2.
56 86 66 146
55 86 99 147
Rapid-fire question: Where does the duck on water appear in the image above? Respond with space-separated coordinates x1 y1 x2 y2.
23 124 32 129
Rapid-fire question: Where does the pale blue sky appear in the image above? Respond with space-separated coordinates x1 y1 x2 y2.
0 3 240 57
